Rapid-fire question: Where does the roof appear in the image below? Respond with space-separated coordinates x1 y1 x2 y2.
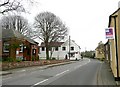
104 40 109 46
111 8 120 16
2 29 38 45
2 29 24 39
108 8 120 27
61 39 80 49
40 42 64 47
24 37 39 45
95 44 104 50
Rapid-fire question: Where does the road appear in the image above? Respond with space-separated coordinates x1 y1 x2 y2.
2 58 102 86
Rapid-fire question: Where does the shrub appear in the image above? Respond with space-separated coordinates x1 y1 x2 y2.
32 57 35 61
52 57 56 60
99 58 105 61
16 59 22 62
35 56 39 61
3 57 15 62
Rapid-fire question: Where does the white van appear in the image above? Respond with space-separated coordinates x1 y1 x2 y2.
69 52 81 61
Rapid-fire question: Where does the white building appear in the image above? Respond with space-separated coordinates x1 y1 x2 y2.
39 39 81 60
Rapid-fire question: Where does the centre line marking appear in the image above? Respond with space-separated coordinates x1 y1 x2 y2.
33 79 48 86
55 70 69 76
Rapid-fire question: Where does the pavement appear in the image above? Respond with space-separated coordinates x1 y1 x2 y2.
97 61 119 85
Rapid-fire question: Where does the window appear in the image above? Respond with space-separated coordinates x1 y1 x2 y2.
19 44 23 52
49 47 52 51
55 47 58 51
32 49 36 55
71 47 74 51
62 47 66 51
3 43 9 52
42 47 45 51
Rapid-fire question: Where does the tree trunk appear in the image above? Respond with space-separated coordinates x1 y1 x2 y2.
9 44 16 61
46 46 49 60
45 41 49 60
50 47 54 60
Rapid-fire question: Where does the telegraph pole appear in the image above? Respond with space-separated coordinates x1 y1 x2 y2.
69 36 70 60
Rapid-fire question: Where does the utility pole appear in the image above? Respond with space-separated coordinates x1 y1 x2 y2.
69 36 70 60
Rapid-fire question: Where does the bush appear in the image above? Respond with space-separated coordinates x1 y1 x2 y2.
2 57 15 62
35 56 39 61
32 57 39 61
99 58 105 61
16 59 22 62
52 57 56 60
32 57 35 61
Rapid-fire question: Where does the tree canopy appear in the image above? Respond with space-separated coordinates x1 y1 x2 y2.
34 12 68 59
0 15 33 38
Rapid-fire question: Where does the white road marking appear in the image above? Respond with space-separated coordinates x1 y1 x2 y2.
55 70 69 76
33 79 48 86
32 70 69 86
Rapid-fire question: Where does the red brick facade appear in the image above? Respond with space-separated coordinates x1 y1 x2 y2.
23 40 39 61
2 29 39 61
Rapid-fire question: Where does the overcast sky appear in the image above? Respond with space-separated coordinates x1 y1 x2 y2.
23 0 120 51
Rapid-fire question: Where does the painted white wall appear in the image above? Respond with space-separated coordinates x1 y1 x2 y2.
39 40 81 60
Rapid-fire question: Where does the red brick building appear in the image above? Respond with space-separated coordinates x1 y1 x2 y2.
2 29 39 61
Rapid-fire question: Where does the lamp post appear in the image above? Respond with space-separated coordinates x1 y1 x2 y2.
111 15 119 80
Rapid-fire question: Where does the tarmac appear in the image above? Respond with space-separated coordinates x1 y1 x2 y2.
0 60 120 85
0 61 72 76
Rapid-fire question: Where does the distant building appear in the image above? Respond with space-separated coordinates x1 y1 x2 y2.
95 41 105 59
39 39 81 60
104 40 110 64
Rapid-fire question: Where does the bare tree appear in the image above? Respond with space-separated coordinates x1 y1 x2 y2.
1 15 33 37
0 0 25 14
34 12 68 60
0 0 36 14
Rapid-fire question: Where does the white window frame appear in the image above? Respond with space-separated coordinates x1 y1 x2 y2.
19 44 23 52
3 43 9 52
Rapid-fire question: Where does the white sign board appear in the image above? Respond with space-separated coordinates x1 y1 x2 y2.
105 27 114 39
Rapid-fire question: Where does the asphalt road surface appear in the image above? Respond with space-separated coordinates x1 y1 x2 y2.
2 58 102 86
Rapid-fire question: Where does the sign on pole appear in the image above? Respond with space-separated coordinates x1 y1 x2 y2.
105 27 114 39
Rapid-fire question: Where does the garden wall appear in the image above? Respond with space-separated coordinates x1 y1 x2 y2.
1 60 70 71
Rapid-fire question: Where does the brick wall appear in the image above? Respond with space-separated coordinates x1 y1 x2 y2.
1 60 69 71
